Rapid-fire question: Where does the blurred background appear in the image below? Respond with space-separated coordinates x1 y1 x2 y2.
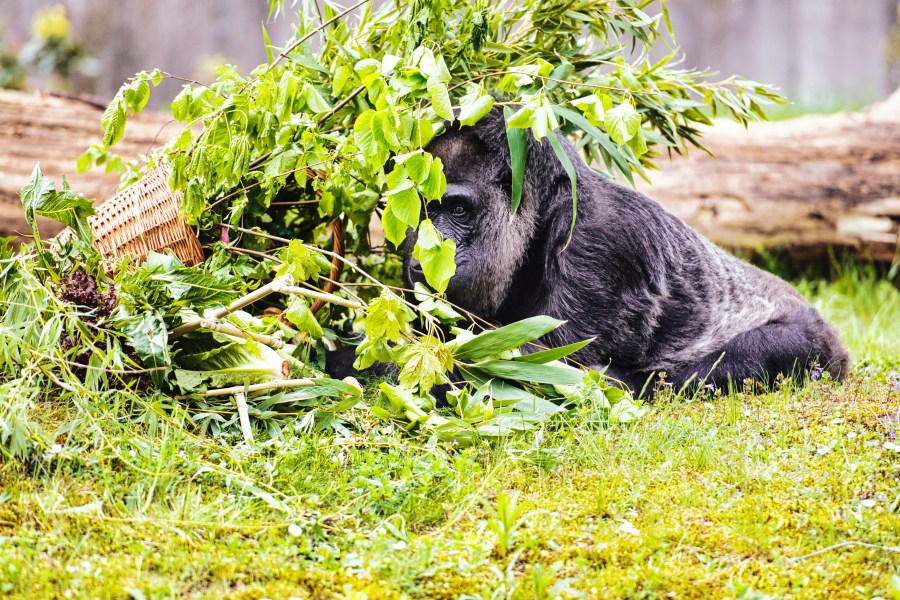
0 0 897 110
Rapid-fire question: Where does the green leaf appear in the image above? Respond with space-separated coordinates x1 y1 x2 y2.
171 87 192 122
121 311 171 387
514 338 593 364
547 133 578 243
19 165 95 244
458 85 494 127
627 128 648 158
384 180 421 245
177 339 292 388
101 96 126 148
302 83 331 113
605 98 641 145
570 94 605 126
427 77 453 121
465 359 585 386
507 102 537 129
418 157 446 201
413 219 456 293
364 293 412 343
284 297 323 339
454 316 563 361
504 106 527 214
398 337 453 392
276 240 323 283
404 152 432 185
353 109 379 154
124 79 150 114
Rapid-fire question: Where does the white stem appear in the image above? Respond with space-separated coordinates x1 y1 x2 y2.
234 392 254 445
203 378 316 397
280 285 364 309
199 318 285 349
169 274 295 339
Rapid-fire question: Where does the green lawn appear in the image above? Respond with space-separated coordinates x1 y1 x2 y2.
1 266 899 599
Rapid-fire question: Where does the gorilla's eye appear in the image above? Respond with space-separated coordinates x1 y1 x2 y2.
450 203 468 218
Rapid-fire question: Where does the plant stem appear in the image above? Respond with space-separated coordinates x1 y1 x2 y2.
199 318 285 349
234 392 255 444
279 285 364 310
203 378 316 397
169 274 295 339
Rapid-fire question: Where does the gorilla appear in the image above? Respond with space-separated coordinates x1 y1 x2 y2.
403 108 848 394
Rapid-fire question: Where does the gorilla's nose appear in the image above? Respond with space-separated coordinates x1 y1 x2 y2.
409 258 423 274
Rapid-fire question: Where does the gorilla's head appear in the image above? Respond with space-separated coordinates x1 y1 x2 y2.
403 109 541 319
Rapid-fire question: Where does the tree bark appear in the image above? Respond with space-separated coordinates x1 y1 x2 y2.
0 89 174 242
636 89 900 263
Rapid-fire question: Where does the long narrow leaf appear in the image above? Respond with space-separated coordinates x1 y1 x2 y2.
503 106 527 214
453 316 563 361
464 359 584 385
553 105 637 185
514 338 593 364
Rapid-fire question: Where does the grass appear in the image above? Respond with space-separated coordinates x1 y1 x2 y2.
1 264 899 599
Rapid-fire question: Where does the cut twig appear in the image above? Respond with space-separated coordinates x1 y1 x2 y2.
234 392 255 444
279 285 364 310
202 378 316 397
199 318 285 349
169 274 295 339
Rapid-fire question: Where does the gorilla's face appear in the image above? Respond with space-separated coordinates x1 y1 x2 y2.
403 130 537 319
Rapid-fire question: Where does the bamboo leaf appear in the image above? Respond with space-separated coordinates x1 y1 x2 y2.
454 316 563 361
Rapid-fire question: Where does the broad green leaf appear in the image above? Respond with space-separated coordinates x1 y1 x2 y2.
413 220 456 293
418 157 445 201
124 79 150 114
385 181 421 232
353 110 379 154
101 96 126 148
454 316 563 361
398 337 453 392
364 293 411 343
570 94 605 126
458 86 494 127
605 98 641 145
122 311 171 387
19 165 95 244
284 297 323 339
627 129 648 158
507 101 537 129
428 77 453 120
302 83 330 113
404 152 432 185
171 87 192 121
276 240 323 282
530 96 558 141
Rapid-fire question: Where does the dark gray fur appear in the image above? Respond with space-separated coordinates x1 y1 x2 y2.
404 108 849 393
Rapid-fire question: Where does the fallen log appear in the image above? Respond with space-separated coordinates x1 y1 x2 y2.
0 89 174 242
1 88 899 263
636 89 900 263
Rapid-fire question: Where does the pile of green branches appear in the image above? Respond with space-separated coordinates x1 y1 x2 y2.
0 0 780 459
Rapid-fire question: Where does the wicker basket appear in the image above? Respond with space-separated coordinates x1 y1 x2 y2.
59 165 204 269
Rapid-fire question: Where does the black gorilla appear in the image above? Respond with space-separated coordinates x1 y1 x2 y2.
404 108 848 393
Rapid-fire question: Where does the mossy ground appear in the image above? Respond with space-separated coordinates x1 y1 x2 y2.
1 265 898 599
